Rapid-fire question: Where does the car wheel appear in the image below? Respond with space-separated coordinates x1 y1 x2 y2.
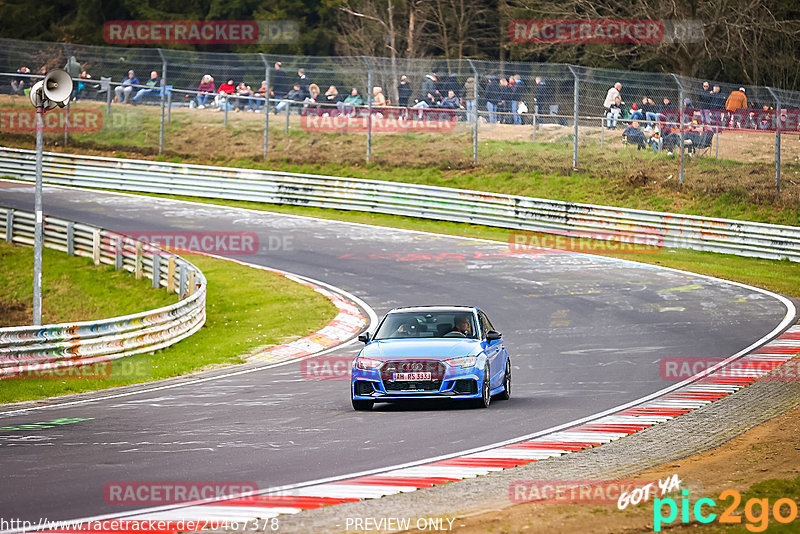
352 397 374 411
497 358 511 400
474 366 491 408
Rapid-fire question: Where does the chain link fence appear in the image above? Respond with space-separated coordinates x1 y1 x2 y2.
0 37 798 200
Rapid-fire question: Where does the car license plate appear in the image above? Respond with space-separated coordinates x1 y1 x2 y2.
393 372 431 381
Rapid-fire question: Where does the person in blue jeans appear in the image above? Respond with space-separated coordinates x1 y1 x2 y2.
114 70 139 104
131 71 160 105
485 77 499 123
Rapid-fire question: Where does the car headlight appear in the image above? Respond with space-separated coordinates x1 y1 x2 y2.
445 356 478 368
354 357 383 370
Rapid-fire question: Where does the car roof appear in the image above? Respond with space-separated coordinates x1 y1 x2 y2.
387 306 477 314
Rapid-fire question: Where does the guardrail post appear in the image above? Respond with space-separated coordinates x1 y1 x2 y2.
167 255 176 292
260 53 270 160
5 209 12 242
567 66 579 169
135 241 142 279
152 253 161 288
92 229 101 265
115 237 123 270
66 222 74 255
187 269 195 296
179 263 187 298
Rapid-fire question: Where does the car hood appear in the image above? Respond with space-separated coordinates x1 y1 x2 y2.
360 338 482 361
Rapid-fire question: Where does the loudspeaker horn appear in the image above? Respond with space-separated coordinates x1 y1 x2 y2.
29 69 73 109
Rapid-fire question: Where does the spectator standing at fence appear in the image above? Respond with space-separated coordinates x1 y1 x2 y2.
254 81 269 110
726 87 747 111
498 77 511 124
11 66 30 96
533 76 547 115
697 81 712 123
485 76 499 123
464 76 476 122
131 70 160 105
114 70 139 104
511 75 524 125
297 68 310 99
196 75 215 108
272 62 287 102
397 75 412 107
709 85 726 124
603 82 622 114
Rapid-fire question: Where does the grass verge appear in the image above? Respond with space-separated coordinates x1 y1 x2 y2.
0 246 337 404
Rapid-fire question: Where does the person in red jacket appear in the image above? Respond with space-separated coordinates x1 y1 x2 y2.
218 79 236 94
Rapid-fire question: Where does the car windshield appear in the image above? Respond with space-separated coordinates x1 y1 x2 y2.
373 311 478 340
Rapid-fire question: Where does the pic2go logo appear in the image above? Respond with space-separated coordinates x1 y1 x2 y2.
653 489 799 532
301 356 351 380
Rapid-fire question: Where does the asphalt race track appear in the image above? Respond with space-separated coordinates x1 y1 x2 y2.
0 181 794 525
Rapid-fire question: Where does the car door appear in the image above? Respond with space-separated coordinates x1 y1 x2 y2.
479 311 503 388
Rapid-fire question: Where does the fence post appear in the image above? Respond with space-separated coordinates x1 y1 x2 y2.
766 87 781 198
284 98 289 133
187 269 195 296
167 255 176 292
92 229 101 265
467 59 479 165
167 90 172 122
5 209 12 242
600 117 604 148
225 94 230 127
567 66 579 169
152 253 161 289
260 53 270 160
106 82 112 115
157 49 167 155
671 74 685 184
532 113 537 143
66 222 74 255
179 263 187 298
363 57 373 164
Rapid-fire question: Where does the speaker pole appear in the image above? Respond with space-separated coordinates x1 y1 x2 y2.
33 104 44 325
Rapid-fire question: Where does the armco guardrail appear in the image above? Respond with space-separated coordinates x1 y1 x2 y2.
0 207 206 377
0 147 798 262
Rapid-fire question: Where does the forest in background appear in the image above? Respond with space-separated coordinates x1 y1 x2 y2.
0 0 799 91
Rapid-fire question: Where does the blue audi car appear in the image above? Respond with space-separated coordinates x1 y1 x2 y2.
351 306 511 410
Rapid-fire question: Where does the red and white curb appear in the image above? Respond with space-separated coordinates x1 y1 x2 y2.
191 253 368 365
43 324 799 530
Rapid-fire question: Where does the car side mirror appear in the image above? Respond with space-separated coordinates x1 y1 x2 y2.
486 330 502 342
358 332 370 343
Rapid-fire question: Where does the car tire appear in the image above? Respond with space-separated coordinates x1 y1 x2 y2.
497 358 511 400
474 366 491 408
352 398 374 411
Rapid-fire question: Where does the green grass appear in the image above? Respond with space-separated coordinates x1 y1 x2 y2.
0 247 337 404
0 242 176 325
127 194 800 301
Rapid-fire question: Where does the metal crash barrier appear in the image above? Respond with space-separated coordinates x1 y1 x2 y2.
0 207 206 377
0 147 798 262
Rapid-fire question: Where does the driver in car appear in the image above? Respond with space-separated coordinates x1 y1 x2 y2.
447 315 472 337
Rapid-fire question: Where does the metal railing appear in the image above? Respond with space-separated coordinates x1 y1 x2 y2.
0 147 798 262
0 207 206 377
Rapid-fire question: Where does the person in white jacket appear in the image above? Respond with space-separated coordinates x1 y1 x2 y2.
603 82 622 109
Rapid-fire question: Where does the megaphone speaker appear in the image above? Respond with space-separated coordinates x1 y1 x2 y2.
43 69 73 105
28 80 56 110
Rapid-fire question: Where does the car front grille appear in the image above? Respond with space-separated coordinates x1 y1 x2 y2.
381 360 445 392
